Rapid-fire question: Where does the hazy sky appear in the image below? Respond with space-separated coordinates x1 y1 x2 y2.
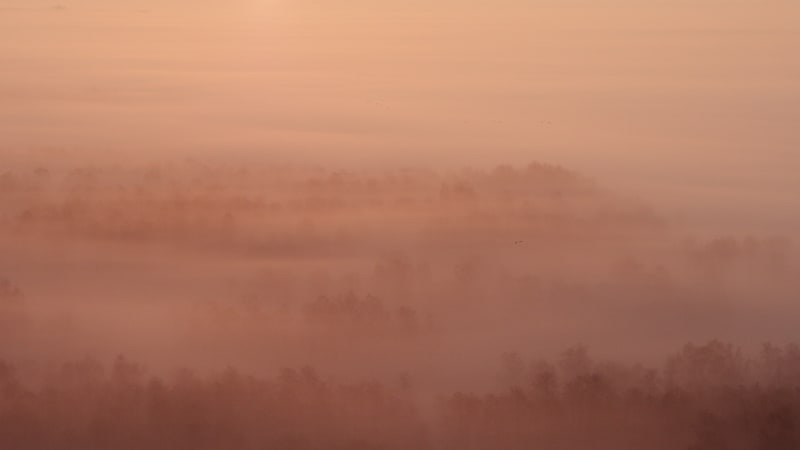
1 0 798 229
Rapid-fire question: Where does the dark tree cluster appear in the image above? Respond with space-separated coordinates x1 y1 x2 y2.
3 342 800 449
0 358 429 450
443 342 800 450
303 292 426 338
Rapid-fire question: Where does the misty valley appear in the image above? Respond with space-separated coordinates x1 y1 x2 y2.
0 161 797 449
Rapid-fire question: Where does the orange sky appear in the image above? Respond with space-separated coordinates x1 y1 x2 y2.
1 0 798 229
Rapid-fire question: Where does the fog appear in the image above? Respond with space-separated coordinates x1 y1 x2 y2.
2 1 799 449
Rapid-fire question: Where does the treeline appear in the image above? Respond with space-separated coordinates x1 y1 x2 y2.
0 162 656 252
2 342 800 450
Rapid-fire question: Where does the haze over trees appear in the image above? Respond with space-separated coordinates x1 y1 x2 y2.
0 160 797 449
2 0 798 447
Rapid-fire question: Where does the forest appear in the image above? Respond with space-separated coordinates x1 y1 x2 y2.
0 160 797 449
